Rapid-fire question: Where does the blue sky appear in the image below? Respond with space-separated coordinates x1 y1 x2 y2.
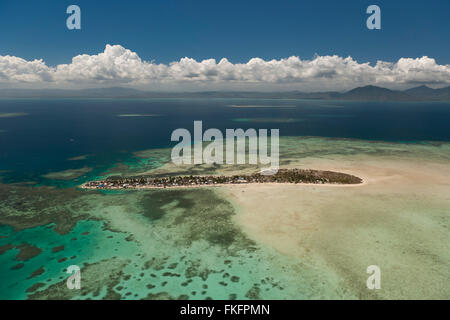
0 1 449 91
0 0 449 66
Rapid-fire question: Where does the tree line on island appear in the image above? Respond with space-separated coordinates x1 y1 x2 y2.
83 169 363 189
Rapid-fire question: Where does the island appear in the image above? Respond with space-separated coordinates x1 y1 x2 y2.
82 169 363 190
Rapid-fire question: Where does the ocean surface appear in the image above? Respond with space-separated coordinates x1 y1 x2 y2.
1 98 450 185
0 98 449 299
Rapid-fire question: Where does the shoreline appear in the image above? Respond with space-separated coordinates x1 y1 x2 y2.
80 168 364 190
81 180 367 191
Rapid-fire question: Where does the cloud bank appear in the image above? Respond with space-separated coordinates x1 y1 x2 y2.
1 44 449 91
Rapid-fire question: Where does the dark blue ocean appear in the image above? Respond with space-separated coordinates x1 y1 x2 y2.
0 98 449 184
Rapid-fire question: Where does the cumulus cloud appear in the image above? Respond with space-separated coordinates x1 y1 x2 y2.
0 55 53 83
0 44 449 91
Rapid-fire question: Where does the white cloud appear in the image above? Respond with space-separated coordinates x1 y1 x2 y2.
0 55 53 83
0 44 449 91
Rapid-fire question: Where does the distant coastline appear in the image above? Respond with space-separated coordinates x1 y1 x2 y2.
1 85 450 101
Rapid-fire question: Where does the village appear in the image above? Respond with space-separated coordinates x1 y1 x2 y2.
82 169 363 190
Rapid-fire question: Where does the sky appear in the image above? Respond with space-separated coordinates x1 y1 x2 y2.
0 0 449 91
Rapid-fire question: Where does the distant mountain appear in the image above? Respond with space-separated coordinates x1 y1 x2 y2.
339 85 412 101
404 85 450 100
404 85 437 96
0 85 449 101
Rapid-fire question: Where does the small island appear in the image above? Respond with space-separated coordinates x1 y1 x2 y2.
82 169 363 190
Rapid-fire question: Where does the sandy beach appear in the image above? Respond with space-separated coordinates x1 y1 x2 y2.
218 144 450 299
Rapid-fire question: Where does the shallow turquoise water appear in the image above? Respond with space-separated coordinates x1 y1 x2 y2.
0 220 139 299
